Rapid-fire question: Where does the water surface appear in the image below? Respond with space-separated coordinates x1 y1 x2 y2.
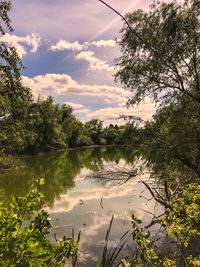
0 147 163 266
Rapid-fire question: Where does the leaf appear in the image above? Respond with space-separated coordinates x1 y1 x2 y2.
39 178 45 186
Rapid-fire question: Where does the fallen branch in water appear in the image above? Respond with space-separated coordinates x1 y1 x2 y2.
139 180 171 209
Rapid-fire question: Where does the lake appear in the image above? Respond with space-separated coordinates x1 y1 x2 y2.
0 147 164 266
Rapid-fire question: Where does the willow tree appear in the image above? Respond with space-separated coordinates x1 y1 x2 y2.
114 0 200 106
102 0 200 179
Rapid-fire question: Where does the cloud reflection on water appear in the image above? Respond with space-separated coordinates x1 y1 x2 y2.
46 164 162 266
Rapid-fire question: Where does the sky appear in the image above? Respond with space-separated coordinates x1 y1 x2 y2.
3 0 156 125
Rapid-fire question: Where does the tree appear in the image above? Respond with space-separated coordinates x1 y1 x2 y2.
114 0 200 106
63 115 83 147
76 134 93 147
84 119 105 145
0 1 31 118
98 0 200 181
120 123 142 147
103 124 118 145
29 97 67 151
141 96 200 179
0 1 32 154
25 98 85 152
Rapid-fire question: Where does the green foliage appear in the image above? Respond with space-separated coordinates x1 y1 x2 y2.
0 0 32 119
0 178 78 266
98 216 129 267
1 90 136 154
0 1 13 33
97 182 200 267
140 96 200 179
84 119 104 145
76 134 94 146
0 0 32 154
163 183 200 248
114 0 200 181
1 0 199 264
130 215 161 266
25 97 70 152
187 255 200 267
121 183 200 267
103 125 119 145
116 0 200 106
119 123 142 147
98 214 162 267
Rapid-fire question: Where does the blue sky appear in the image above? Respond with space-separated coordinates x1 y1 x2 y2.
2 0 155 125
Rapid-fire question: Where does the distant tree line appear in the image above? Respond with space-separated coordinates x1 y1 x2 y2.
0 90 141 154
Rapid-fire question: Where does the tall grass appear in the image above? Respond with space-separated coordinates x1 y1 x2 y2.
98 216 130 267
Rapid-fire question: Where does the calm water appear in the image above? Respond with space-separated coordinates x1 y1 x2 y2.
0 147 163 266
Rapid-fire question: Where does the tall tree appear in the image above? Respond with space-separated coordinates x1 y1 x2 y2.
0 1 31 118
84 119 105 145
114 0 200 106
142 95 200 179
0 1 32 154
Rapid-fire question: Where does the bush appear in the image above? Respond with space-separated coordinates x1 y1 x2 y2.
0 178 78 266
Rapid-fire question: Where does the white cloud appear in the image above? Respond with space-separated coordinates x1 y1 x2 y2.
22 73 130 104
22 73 155 125
90 39 116 47
64 101 85 110
50 39 84 51
50 39 116 53
75 50 114 72
25 33 41 53
87 99 155 125
49 39 117 73
0 33 41 58
64 101 90 114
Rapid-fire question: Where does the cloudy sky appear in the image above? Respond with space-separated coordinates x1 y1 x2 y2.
4 0 156 125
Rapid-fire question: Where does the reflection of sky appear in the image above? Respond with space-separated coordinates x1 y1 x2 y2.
46 164 163 266
1 0 156 125
0 147 166 265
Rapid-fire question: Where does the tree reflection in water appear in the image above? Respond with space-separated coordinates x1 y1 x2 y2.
0 146 138 206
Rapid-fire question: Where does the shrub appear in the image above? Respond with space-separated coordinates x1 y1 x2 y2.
0 178 78 266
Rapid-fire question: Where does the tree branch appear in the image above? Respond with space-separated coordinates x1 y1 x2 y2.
97 0 200 104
